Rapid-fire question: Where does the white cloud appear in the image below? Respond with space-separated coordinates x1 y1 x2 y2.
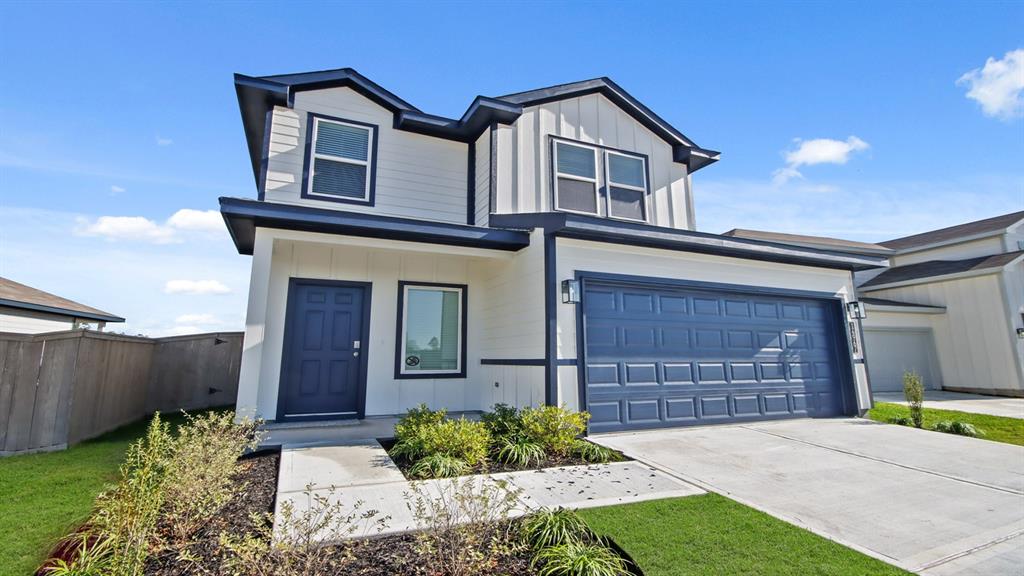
174 313 221 325
110 185 126 195
166 209 223 232
164 280 231 295
957 49 1024 121
75 215 180 244
156 136 173 146
772 136 870 185
74 208 225 244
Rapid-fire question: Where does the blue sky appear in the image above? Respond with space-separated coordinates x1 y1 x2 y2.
1 1 1021 336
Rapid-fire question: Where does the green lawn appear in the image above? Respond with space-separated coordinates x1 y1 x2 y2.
0 411 200 576
866 402 1024 446
580 495 911 576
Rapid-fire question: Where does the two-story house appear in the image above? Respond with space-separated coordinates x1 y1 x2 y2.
221 68 887 433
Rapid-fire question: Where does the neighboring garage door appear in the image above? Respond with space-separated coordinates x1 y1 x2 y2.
863 329 940 392
582 279 852 432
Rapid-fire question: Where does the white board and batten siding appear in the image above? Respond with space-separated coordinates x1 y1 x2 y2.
264 87 468 225
494 93 692 230
474 130 490 227
863 329 942 392
234 228 550 421
553 238 868 411
0 308 76 334
865 273 1023 394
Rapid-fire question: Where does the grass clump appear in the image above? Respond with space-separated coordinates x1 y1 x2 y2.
932 420 983 437
495 437 546 468
408 453 470 479
570 439 622 464
521 508 590 550
532 541 632 576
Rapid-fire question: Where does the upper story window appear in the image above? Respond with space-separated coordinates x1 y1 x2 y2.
305 115 377 204
552 138 649 222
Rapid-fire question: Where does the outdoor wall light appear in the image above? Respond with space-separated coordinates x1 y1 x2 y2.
847 301 867 320
561 279 580 304
1017 328 1024 340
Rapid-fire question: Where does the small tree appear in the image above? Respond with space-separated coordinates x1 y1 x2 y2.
903 371 925 428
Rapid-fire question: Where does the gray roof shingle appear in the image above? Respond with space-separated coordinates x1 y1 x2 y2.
0 277 124 323
859 251 1023 289
880 211 1024 251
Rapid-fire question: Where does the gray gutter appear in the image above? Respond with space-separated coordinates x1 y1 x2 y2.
489 212 889 271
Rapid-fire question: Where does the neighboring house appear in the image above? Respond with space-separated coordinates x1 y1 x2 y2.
0 277 124 334
222 68 887 433
858 212 1024 397
727 212 1024 398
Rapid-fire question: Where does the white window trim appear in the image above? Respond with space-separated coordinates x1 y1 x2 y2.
604 150 649 223
399 284 464 376
553 141 601 216
307 117 373 201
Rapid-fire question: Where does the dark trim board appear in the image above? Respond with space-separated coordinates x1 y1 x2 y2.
481 359 546 366
0 299 125 323
235 68 720 186
276 278 372 421
466 140 475 225
219 196 531 255
543 232 558 405
299 112 379 207
488 212 888 271
394 281 469 380
572 271 861 432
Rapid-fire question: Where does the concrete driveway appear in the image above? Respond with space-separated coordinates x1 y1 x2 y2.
874 391 1024 419
593 418 1024 575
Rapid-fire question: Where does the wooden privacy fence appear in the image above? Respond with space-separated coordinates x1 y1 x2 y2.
0 330 243 456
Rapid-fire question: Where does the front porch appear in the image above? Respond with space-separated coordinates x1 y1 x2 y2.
235 224 549 426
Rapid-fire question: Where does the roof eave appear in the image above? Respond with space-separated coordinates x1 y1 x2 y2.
219 197 531 255
0 298 125 323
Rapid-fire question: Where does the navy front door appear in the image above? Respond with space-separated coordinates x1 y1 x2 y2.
279 279 369 420
582 279 851 433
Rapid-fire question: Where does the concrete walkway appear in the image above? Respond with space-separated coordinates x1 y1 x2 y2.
274 440 703 540
593 418 1024 576
874 391 1024 419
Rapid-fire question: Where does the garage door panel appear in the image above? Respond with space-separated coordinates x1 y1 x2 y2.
583 281 850 431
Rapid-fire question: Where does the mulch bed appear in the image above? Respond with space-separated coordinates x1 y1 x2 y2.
379 438 627 478
144 449 281 575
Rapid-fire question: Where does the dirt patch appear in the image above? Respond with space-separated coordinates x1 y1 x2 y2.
379 438 627 478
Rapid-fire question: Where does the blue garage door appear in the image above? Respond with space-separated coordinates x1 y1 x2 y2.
583 280 850 432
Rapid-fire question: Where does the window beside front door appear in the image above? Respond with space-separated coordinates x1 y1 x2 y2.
304 114 377 204
396 282 467 378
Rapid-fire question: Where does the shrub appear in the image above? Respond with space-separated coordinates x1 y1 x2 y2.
481 403 526 441
887 416 913 426
496 436 546 468
221 483 389 576
933 420 984 438
532 540 632 576
521 405 589 456
395 403 447 443
392 417 491 468
409 454 470 479
90 413 174 575
161 411 261 545
406 477 523 576
520 508 590 550
570 440 621 464
903 371 925 429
